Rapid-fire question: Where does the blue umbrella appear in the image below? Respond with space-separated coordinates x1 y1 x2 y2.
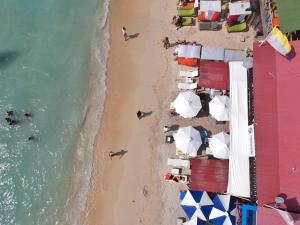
209 194 236 225
183 217 207 225
180 190 214 221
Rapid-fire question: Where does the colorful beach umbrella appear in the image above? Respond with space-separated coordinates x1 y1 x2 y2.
174 126 202 154
209 96 229 121
209 132 230 159
183 217 206 225
265 27 291 56
173 91 202 118
209 194 237 225
180 190 214 221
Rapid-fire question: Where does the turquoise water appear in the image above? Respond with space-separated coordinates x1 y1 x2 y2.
0 0 107 224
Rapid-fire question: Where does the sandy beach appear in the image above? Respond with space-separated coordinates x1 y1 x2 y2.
84 0 255 224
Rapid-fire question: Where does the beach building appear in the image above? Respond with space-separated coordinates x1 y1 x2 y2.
253 40 300 220
260 0 300 37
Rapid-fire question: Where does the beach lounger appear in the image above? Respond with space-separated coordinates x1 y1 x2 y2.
167 157 190 168
226 22 248 33
177 8 197 17
177 2 194 10
176 149 197 159
182 17 195 26
179 70 199 77
178 83 197 90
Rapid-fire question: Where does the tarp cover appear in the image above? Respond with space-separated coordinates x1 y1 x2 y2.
254 41 300 212
229 2 251 16
201 46 224 61
178 44 201 59
198 61 229 90
224 49 247 62
227 61 250 198
191 159 229 193
277 0 300 33
200 0 221 12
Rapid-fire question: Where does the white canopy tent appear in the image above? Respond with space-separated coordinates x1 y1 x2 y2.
201 46 225 61
209 96 230 121
173 91 202 118
177 44 201 59
174 126 202 154
227 61 251 198
209 132 230 159
229 1 251 16
200 0 222 12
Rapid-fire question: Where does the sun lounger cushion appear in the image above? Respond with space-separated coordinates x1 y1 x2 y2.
177 2 194 10
178 57 199 67
179 70 199 77
182 17 194 26
177 8 196 17
178 83 197 90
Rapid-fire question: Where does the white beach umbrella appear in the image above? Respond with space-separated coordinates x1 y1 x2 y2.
209 96 229 121
209 132 230 159
174 126 202 154
173 91 202 118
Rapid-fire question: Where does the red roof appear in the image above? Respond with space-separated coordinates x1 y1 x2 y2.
257 207 300 225
253 41 300 213
190 159 228 193
198 61 229 90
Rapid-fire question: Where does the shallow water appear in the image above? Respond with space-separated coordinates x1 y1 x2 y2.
0 0 108 224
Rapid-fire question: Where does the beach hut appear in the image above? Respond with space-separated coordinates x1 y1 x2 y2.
198 0 221 22
198 61 229 91
173 91 202 118
180 190 214 221
209 132 230 159
190 159 229 193
209 96 229 121
174 126 202 154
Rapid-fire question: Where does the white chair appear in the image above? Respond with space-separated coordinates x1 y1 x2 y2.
167 158 190 168
178 83 197 90
179 70 199 78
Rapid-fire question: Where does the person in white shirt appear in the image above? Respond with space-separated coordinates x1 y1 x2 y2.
122 27 128 41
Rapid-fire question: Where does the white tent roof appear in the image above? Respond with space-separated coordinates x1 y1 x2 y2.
177 44 201 59
174 126 202 154
227 61 250 198
209 96 230 121
173 92 202 118
201 46 225 61
200 0 222 12
209 132 230 159
229 2 251 16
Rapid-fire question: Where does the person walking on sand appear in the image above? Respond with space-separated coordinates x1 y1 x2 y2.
136 110 144 120
122 27 128 41
162 37 170 49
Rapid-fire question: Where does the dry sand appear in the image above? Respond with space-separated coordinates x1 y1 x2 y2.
84 0 255 224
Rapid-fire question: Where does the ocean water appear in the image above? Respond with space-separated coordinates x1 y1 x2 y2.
0 0 109 224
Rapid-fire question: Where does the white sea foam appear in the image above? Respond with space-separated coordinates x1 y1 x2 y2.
59 0 110 224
